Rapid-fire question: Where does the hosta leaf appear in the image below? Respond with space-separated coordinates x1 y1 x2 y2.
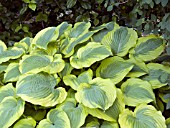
127 57 148 77
75 77 116 110
32 22 71 50
84 89 125 122
129 35 165 61
63 69 93 90
59 62 73 78
142 63 170 89
14 42 29 52
119 104 166 128
16 73 67 107
43 54 65 74
92 22 119 42
0 40 7 54
96 56 133 84
101 121 119 128
0 83 16 103
70 42 112 69
0 97 25 128
84 116 100 127
37 109 71 128
0 64 8 74
0 47 24 64
19 37 33 46
19 54 53 74
4 63 21 83
121 78 155 106
13 117 36 128
69 22 91 38
44 43 58 56
101 27 137 57
60 22 94 57
56 98 88 128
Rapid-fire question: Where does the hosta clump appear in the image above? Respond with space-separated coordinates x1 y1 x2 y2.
0 21 169 128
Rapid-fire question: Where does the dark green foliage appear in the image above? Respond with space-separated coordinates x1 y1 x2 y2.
1 0 169 45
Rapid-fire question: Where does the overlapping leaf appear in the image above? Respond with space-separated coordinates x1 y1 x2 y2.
92 22 119 42
96 56 134 84
84 89 125 122
121 78 155 106
142 63 170 89
56 98 88 128
127 58 148 77
75 77 116 110
63 69 93 90
0 97 25 128
101 27 138 57
129 35 165 61
70 42 112 69
19 54 53 74
37 109 71 128
0 47 24 64
32 22 71 50
119 104 166 128
13 117 36 128
19 54 65 74
4 63 21 83
0 83 16 103
16 73 67 107
60 22 94 57
101 121 119 128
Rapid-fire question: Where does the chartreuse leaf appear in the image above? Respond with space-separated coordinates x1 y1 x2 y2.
96 56 133 84
84 89 125 122
13 117 36 128
84 116 100 127
16 73 67 107
101 121 119 128
56 98 88 128
0 40 7 54
166 118 170 128
0 47 24 64
127 57 148 77
70 42 112 69
0 83 16 103
60 22 94 57
121 78 155 106
101 27 138 57
142 63 170 89
44 43 58 56
0 97 25 128
92 22 119 42
4 63 21 83
32 22 71 50
75 77 116 110
119 104 166 128
19 54 53 74
129 35 165 62
63 69 93 90
37 109 71 128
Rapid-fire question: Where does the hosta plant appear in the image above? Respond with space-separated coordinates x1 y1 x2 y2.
0 21 169 128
